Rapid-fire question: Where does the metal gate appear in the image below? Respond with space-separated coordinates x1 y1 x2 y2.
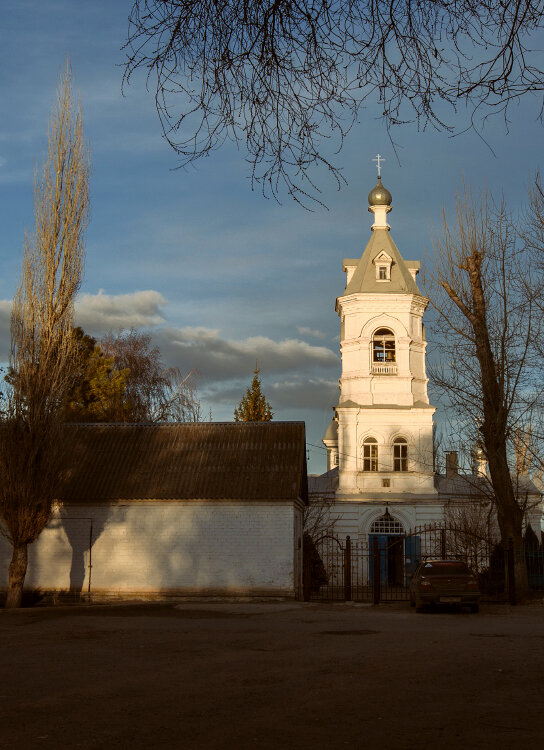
302 524 542 603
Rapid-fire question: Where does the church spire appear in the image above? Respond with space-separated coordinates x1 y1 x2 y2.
368 155 392 230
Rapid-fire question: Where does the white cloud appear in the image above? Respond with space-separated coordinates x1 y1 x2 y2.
0 291 169 359
75 290 167 334
0 296 339 391
297 326 326 340
155 326 339 381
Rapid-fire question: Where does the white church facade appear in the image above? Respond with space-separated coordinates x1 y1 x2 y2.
311 175 543 548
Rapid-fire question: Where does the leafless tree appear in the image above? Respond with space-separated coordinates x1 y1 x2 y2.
0 65 89 608
425 186 543 597
303 495 339 541
443 499 498 573
123 1 544 205
100 329 202 422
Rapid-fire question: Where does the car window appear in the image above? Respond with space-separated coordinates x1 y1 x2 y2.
420 561 470 575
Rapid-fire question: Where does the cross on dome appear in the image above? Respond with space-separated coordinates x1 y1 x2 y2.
372 153 385 177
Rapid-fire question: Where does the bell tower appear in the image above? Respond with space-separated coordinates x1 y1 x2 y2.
324 174 436 499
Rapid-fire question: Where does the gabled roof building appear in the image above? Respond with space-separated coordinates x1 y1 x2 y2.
0 422 308 600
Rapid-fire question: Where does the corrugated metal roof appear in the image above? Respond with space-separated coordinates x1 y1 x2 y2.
58 422 308 503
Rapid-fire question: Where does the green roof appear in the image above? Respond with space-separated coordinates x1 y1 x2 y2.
341 229 423 297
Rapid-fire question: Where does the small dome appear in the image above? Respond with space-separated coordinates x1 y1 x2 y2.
324 419 338 441
368 177 392 207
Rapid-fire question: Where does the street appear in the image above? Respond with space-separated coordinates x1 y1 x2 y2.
0 600 543 749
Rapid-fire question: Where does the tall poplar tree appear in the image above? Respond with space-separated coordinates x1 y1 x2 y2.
234 367 273 422
0 65 89 608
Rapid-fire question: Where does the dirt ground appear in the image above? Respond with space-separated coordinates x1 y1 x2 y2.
0 599 543 750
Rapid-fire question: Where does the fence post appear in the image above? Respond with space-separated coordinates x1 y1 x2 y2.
373 536 381 605
507 537 516 605
344 536 352 601
441 528 446 559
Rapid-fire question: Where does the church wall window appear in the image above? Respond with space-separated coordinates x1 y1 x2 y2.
372 328 396 363
363 437 378 472
393 437 408 471
370 511 404 534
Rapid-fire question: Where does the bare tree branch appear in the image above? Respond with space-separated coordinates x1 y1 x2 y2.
123 1 544 205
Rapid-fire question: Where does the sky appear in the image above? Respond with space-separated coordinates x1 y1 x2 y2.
1 1 543 473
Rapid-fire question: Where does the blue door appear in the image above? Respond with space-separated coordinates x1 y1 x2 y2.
369 534 393 584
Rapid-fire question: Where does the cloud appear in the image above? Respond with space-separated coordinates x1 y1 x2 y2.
75 290 167 334
270 378 338 410
0 291 169 359
202 378 337 417
154 326 338 381
296 326 326 340
201 378 338 416
0 296 339 396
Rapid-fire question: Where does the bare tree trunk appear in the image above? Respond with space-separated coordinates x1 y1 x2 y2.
512 542 529 600
5 543 28 609
466 256 529 598
496 504 529 599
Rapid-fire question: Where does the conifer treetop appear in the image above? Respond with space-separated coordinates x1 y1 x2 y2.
234 367 273 422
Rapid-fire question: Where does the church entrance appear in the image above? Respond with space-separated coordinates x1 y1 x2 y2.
369 511 405 587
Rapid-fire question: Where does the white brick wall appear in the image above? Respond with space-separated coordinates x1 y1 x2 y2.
0 501 303 598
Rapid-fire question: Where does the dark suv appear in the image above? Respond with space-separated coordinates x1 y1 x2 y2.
409 559 481 613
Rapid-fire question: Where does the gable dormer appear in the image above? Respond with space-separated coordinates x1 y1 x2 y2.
374 251 393 282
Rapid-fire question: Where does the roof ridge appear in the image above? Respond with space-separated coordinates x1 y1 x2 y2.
63 420 306 428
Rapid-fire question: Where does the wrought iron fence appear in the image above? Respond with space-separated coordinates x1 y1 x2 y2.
303 524 544 604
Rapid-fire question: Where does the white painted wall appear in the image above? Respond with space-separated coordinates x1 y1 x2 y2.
335 406 436 496
0 501 303 598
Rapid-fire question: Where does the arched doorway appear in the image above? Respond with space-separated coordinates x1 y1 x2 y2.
369 510 405 586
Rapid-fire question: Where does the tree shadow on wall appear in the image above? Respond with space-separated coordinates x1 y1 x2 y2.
59 504 126 598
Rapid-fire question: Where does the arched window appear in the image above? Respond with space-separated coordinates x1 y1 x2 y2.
393 437 408 472
363 437 378 472
372 328 396 363
370 511 404 535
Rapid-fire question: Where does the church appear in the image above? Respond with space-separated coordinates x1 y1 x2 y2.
310 172 543 556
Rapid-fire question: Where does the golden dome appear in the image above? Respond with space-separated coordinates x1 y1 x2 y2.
368 177 392 206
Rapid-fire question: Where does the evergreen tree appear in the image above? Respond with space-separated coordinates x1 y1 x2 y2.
234 367 273 422
62 327 130 422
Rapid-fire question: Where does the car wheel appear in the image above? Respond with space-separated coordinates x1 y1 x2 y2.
470 603 479 614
